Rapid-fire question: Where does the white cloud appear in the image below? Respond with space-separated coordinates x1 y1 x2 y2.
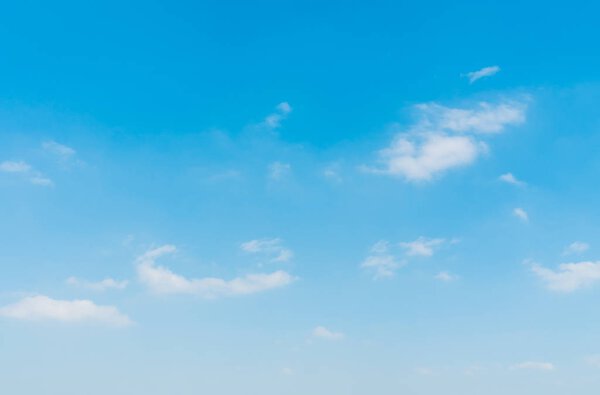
435 271 459 282
364 100 526 181
262 102 292 129
499 172 526 186
136 245 294 298
240 238 293 263
66 277 129 291
0 295 132 327
513 208 529 222
563 241 589 255
312 326 344 340
365 133 485 181
361 241 403 279
42 141 76 158
399 237 445 257
464 65 501 83
417 101 525 134
0 160 53 187
268 161 291 181
531 261 600 293
29 176 54 186
0 161 31 173
510 361 555 371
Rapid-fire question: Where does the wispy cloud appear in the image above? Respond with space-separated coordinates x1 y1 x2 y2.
66 277 129 291
510 361 555 371
261 102 292 130
0 161 31 173
563 241 589 255
435 271 459 282
312 326 344 340
0 295 132 327
513 208 529 222
531 260 600 292
363 99 526 181
499 172 526 186
241 238 293 263
399 237 445 257
464 65 501 83
0 160 53 187
361 240 404 279
268 161 291 181
136 245 294 298
42 141 76 159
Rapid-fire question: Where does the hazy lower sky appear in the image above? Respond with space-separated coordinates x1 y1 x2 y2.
2 1 600 394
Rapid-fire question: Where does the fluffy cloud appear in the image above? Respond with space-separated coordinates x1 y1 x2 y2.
361 241 403 279
399 237 445 257
365 100 526 181
499 172 526 186
136 245 294 298
531 261 600 292
510 361 555 371
513 208 529 222
240 238 293 263
312 326 344 340
464 65 501 83
66 277 129 291
563 241 589 255
0 295 132 327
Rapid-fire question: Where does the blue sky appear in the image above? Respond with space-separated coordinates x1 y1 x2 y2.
2 1 600 394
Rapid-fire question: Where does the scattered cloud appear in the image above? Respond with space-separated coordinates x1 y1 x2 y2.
261 102 292 130
364 100 526 181
322 162 343 183
66 277 129 291
268 161 291 181
563 241 589 255
0 160 53 186
510 361 555 371
0 161 31 173
0 295 132 327
435 271 459 282
312 326 344 341
399 237 445 257
241 238 293 263
464 65 501 83
136 245 294 298
361 241 404 279
531 260 600 293
513 208 529 222
499 172 526 186
42 141 76 159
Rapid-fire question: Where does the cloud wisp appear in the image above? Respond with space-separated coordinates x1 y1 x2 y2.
0 295 132 327
0 160 53 187
499 172 526 186
136 245 294 298
241 238 293 263
510 361 555 371
361 241 404 279
66 277 129 291
399 237 445 257
464 66 501 83
312 326 345 341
